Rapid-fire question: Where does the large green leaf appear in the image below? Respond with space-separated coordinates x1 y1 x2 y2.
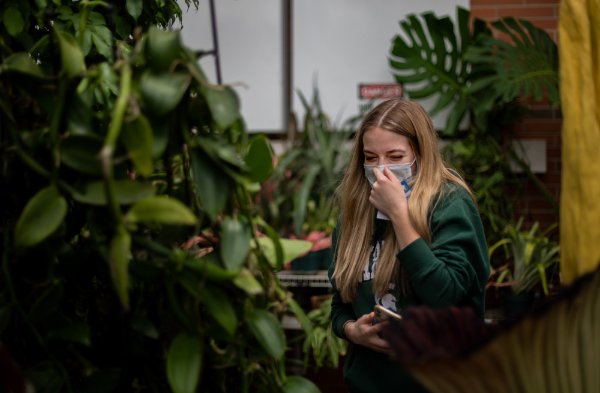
60 135 104 175
125 0 142 21
254 237 313 269
109 227 131 310
389 7 484 135
246 309 286 359
140 71 191 116
220 216 251 271
199 285 237 336
2 6 24 37
146 26 183 72
55 30 86 77
245 135 274 182
0 53 45 78
203 85 240 129
72 179 156 206
282 376 321 393
166 334 203 393
465 17 559 106
121 115 154 176
232 268 264 295
190 148 230 220
124 196 197 225
15 186 67 248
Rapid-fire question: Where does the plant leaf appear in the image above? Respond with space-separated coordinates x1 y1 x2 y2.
55 30 86 77
245 135 274 182
60 135 104 175
281 376 321 393
140 71 191 116
2 6 24 37
121 115 154 176
166 334 203 393
199 285 237 336
203 85 240 129
0 53 45 78
125 196 197 225
246 309 286 359
146 26 183 72
109 227 131 310
125 0 142 21
190 148 230 220
72 180 156 206
220 216 251 271
15 186 67 248
232 268 264 295
254 237 313 268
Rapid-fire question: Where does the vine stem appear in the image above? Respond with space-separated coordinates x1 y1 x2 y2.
100 62 131 222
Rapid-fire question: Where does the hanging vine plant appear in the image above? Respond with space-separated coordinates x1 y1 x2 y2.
0 1 317 392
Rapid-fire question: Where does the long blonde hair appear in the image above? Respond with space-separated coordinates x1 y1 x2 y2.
332 99 474 302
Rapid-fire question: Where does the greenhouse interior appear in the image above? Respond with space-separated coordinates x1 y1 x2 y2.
1 0 598 392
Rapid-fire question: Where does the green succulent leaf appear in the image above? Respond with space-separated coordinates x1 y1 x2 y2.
125 196 197 225
60 134 104 175
2 6 24 37
146 26 183 72
232 268 264 295
246 309 286 359
140 71 191 116
245 135 274 182
15 186 67 248
121 115 154 177
55 30 86 78
47 321 91 347
203 85 240 129
199 285 237 336
190 148 230 220
109 226 131 310
255 237 313 268
0 53 45 78
166 334 203 393
125 0 143 20
72 180 156 206
220 216 251 271
282 376 321 393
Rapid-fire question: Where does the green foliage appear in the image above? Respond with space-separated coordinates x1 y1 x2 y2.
389 7 560 240
488 217 560 295
0 1 317 392
302 297 348 369
258 87 357 238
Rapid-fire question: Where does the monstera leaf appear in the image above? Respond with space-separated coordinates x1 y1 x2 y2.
465 17 559 107
389 7 490 135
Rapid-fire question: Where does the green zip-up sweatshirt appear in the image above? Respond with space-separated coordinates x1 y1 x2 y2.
328 184 489 393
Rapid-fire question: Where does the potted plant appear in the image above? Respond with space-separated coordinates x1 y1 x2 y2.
487 217 560 318
258 86 357 271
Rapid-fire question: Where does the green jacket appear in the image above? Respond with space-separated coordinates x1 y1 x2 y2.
328 184 489 393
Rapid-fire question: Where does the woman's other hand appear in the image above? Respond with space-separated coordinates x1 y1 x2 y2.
344 312 391 354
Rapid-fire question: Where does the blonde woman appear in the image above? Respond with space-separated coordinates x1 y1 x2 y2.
329 99 489 393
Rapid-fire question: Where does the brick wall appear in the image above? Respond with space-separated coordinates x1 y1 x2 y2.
471 0 561 231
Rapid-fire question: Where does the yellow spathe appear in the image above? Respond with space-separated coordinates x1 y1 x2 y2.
559 0 600 283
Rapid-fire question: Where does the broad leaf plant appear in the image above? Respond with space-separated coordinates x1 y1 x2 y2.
0 1 318 392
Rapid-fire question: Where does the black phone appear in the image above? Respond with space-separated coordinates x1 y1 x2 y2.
373 304 402 324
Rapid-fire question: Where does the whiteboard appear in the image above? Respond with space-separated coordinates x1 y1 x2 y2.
178 0 468 132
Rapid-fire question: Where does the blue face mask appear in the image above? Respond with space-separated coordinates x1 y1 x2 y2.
363 159 416 196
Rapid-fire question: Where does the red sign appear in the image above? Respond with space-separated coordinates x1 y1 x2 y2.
358 83 403 100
